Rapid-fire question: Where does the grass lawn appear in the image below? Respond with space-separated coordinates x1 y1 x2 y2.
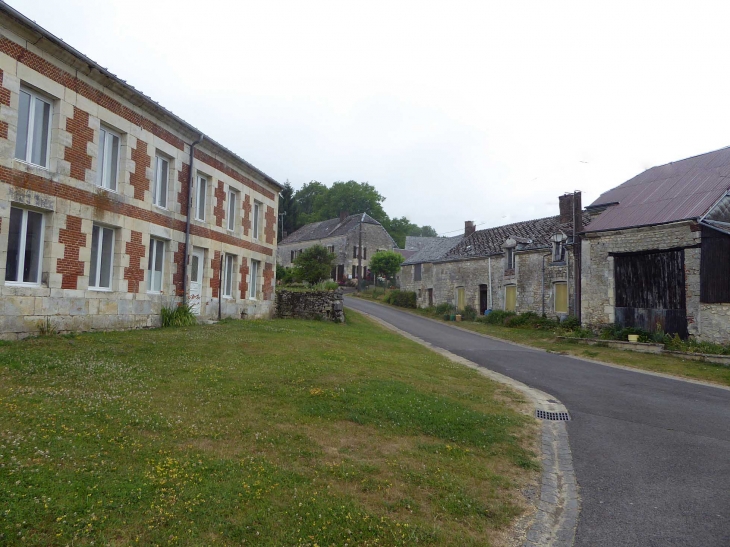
0 310 539 546
353 290 730 387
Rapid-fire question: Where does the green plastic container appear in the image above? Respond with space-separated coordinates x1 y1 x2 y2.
449 314 456 321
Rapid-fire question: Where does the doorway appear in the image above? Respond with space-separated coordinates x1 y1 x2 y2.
190 247 205 315
479 284 489 314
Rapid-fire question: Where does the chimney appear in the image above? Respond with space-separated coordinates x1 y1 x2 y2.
339 210 348 223
558 193 574 224
465 220 476 237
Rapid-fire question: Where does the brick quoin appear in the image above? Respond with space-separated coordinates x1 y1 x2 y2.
0 69 11 139
263 262 275 301
172 241 186 296
2 167 274 256
130 140 151 201
64 107 94 181
124 230 146 293
213 180 226 227
242 194 252 236
264 205 276 245
176 162 190 216
57 215 86 289
0 38 276 200
239 257 249 298
210 250 222 298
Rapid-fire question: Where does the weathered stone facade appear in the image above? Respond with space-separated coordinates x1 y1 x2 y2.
275 289 345 322
0 11 280 339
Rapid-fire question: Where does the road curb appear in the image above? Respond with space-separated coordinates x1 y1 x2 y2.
352 308 580 547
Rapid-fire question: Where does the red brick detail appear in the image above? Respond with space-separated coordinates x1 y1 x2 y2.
0 70 10 139
213 180 226 228
130 139 151 201
172 241 186 296
63 107 94 181
56 215 86 289
2 167 274 256
124 230 146 293
239 257 249 299
264 206 276 245
242 194 252 236
210 250 222 298
177 162 190 216
0 38 276 200
263 262 275 301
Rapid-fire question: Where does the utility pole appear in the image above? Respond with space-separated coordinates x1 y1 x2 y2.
357 213 364 292
278 211 287 242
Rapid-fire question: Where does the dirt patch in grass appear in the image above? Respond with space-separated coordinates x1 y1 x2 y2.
0 311 539 546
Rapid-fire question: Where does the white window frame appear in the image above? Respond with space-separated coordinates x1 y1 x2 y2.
97 126 121 191
552 241 565 262
15 86 53 169
152 155 169 209
227 189 237 232
147 237 165 293
253 201 261 240
5 206 45 286
195 174 207 221
223 253 235 298
249 259 259 299
89 224 115 291
505 247 516 270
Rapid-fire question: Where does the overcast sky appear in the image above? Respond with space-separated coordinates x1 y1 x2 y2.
11 0 730 235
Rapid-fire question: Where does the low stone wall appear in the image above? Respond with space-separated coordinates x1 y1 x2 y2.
275 290 345 322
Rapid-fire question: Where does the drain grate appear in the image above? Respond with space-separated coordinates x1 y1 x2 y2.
536 409 571 421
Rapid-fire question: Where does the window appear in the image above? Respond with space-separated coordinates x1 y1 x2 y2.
352 265 356 278
253 201 261 240
5 207 44 285
147 238 165 293
363 247 367 260
227 190 237 231
249 259 259 299
291 250 295 262
554 282 568 314
505 247 515 270
505 285 516 311
327 245 335 254
353 246 358 259
552 241 565 262
15 86 52 168
223 254 235 298
152 156 169 208
97 126 120 191
456 287 466 310
414 263 422 282
89 225 114 290
195 175 207 221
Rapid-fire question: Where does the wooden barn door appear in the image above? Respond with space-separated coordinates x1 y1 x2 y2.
614 249 688 338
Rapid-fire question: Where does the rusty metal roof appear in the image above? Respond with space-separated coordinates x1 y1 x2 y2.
585 147 730 232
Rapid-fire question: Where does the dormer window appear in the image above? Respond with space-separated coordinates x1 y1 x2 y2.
552 241 565 262
505 247 515 270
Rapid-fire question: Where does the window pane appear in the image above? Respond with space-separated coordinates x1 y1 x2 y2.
253 203 260 238
90 225 100 286
15 91 30 161
154 241 164 293
191 255 200 283
228 193 235 230
97 129 107 187
224 256 233 296
23 210 43 283
5 207 22 281
250 261 258 298
197 178 206 219
31 98 50 166
109 134 119 191
100 228 114 288
158 159 168 208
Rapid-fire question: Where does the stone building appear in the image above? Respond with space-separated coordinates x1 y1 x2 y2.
401 193 588 318
0 4 281 338
581 147 730 343
277 212 397 281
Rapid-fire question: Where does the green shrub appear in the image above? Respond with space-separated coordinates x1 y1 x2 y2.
384 290 417 308
663 333 730 355
313 280 339 291
477 310 516 325
435 302 455 315
560 316 581 330
599 324 652 342
461 305 478 322
161 303 197 327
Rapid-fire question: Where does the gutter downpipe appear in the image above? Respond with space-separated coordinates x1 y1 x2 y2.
488 256 492 310
182 134 205 305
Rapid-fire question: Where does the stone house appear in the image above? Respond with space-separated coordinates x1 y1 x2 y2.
401 193 588 318
0 4 281 338
581 147 730 343
277 212 397 281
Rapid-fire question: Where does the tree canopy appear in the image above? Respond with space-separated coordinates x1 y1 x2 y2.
292 245 336 285
368 250 404 280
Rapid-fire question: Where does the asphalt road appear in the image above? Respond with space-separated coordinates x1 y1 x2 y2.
344 297 730 547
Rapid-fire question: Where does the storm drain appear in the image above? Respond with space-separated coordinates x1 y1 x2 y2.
535 409 571 421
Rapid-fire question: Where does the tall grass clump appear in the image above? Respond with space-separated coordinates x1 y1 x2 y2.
161 303 197 327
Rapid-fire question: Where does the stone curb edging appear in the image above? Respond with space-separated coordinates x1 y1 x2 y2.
350 307 580 547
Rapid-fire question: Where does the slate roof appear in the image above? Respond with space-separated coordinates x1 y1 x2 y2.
404 236 439 251
585 146 730 233
441 214 592 261
280 213 392 245
402 236 464 265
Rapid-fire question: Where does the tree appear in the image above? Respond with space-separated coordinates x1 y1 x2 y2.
383 216 417 249
369 250 404 284
293 245 336 285
410 225 438 237
278 180 298 241
294 181 329 227
317 181 388 224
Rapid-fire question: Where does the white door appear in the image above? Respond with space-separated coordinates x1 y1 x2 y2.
189 248 204 315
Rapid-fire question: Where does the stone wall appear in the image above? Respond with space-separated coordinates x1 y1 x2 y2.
581 221 701 335
275 289 345 322
698 303 730 344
